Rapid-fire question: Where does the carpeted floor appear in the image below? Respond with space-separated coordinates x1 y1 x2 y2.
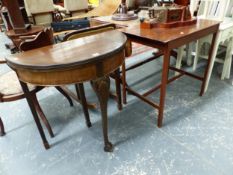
0 31 233 175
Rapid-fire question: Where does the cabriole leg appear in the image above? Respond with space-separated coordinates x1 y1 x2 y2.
91 76 113 152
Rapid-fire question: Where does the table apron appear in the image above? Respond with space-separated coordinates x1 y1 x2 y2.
13 51 125 86
124 24 219 52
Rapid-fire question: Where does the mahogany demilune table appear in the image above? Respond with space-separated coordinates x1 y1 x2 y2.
6 30 127 152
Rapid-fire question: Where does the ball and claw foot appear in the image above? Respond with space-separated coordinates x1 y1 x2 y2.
104 142 114 152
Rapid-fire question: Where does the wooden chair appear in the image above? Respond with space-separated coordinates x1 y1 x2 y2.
192 0 233 91
226 1 233 18
0 28 74 138
24 0 64 25
19 28 74 110
175 0 198 71
0 62 54 137
176 0 233 92
64 0 89 17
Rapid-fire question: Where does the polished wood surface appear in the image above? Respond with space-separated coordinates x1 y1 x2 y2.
121 19 219 47
121 19 220 127
7 30 126 71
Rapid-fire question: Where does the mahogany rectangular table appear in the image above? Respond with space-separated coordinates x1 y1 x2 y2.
120 19 220 127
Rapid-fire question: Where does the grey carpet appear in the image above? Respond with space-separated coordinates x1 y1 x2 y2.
0 32 233 175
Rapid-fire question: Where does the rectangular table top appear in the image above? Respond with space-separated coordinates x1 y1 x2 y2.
120 19 220 49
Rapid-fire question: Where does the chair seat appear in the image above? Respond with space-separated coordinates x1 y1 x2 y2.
0 71 36 96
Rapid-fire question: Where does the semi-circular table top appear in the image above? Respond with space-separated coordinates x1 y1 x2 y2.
6 30 127 70
6 30 127 86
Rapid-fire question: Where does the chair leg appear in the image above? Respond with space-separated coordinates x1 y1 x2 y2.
114 68 122 111
193 40 202 71
19 81 50 149
204 34 220 93
75 84 92 128
186 43 193 66
122 62 127 105
55 86 73 106
222 41 233 79
31 94 54 138
75 85 81 100
226 42 233 79
221 56 229 80
0 117 5 136
226 55 232 79
175 46 185 76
